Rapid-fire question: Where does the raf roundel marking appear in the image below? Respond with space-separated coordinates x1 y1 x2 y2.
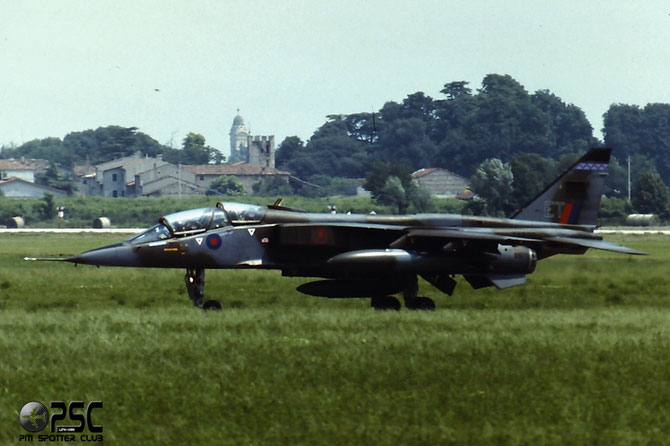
206 234 222 250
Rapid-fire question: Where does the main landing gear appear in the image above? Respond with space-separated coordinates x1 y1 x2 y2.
370 296 402 311
185 268 222 311
370 275 436 311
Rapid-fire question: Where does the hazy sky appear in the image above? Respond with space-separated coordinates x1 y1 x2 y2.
1 1 669 157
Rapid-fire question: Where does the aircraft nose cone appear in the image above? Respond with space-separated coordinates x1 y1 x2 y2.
69 243 141 267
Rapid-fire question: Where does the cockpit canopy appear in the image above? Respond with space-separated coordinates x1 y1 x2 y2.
217 202 265 224
127 203 266 244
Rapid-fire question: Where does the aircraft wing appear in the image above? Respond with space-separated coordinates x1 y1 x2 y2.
546 237 647 255
392 228 646 255
277 223 645 255
398 228 538 244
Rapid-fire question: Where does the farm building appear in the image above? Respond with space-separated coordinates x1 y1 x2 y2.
411 168 470 198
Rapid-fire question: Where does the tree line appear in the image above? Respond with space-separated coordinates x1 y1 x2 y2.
274 74 670 217
276 74 598 180
0 127 223 167
2 73 670 218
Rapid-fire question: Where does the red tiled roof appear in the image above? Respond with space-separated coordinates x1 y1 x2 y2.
73 165 96 176
0 160 33 170
411 167 466 181
0 176 66 194
183 163 290 176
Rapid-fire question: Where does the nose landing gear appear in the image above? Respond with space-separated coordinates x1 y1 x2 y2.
185 268 221 311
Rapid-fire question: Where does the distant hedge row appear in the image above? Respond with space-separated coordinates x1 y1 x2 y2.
0 194 634 228
1 195 462 228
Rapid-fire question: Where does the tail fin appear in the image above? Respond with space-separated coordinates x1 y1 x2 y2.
511 148 611 226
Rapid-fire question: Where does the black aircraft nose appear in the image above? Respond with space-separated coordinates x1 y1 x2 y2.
67 243 142 267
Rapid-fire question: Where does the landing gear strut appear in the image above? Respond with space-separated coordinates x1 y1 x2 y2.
185 268 221 310
403 275 436 311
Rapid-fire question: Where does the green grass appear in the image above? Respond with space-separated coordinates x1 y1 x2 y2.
2 233 670 444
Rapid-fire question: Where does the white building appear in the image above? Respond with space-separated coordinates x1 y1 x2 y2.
0 177 66 198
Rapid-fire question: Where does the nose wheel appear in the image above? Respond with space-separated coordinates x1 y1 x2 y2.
202 300 222 311
185 268 221 311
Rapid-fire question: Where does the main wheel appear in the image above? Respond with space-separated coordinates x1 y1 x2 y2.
202 300 222 311
405 296 436 311
371 296 401 311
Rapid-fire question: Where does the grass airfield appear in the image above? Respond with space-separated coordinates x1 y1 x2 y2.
2 233 670 445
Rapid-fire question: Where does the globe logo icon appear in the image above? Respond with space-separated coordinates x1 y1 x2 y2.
20 401 49 432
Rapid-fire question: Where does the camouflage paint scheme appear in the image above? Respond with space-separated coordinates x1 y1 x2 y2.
29 148 644 310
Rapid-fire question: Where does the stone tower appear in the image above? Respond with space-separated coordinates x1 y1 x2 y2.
229 111 249 163
247 135 275 168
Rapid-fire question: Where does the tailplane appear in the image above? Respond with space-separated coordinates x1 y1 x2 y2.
511 148 611 226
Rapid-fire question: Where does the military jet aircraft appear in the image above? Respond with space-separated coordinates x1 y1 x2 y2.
28 148 644 310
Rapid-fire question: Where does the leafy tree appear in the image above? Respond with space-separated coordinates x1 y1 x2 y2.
510 153 556 209
470 158 514 216
0 137 74 166
440 81 472 100
275 136 306 170
305 175 360 197
371 173 433 214
603 104 643 155
36 194 56 220
34 162 75 195
303 134 368 177
432 75 595 175
461 198 488 216
379 92 435 124
531 90 596 156
604 156 628 198
206 175 246 196
632 171 670 217
377 118 437 168
63 126 166 164
433 82 476 145
555 152 581 173
253 176 293 197
364 161 414 199
2 127 175 167
277 117 371 179
377 176 408 213
604 103 670 183
272 74 599 182
599 197 631 225
406 181 434 213
343 112 377 142
177 133 224 165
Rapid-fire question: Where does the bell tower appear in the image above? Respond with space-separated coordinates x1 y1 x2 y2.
229 110 249 163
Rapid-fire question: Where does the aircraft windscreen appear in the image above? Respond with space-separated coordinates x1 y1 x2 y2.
127 223 171 244
163 208 215 235
210 208 229 230
221 203 265 223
